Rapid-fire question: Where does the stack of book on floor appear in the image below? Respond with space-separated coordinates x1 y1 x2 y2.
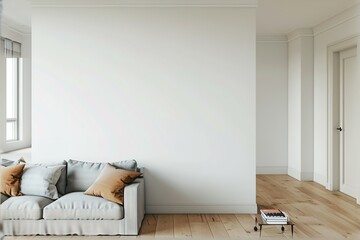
260 209 288 224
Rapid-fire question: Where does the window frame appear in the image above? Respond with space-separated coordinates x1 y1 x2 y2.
3 38 22 142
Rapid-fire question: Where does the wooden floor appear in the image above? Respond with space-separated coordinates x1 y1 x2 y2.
4 175 360 239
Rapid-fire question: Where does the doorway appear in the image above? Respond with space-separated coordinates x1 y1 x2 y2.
327 37 358 202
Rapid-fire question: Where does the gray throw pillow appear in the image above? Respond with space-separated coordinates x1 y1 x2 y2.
111 160 138 171
66 159 137 193
20 164 65 199
28 161 68 196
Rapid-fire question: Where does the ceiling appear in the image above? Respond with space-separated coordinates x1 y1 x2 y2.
2 0 31 33
1 0 359 35
257 0 359 35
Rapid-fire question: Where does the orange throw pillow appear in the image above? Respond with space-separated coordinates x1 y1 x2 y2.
0 164 25 196
85 164 141 205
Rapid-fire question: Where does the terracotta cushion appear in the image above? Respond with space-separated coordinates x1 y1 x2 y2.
85 164 140 205
0 164 25 197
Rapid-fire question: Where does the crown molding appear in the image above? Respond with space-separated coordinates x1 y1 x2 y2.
313 2 360 36
29 0 257 7
256 35 287 43
287 29 313 42
1 16 31 35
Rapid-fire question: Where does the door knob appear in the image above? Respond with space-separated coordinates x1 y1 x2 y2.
337 127 342 131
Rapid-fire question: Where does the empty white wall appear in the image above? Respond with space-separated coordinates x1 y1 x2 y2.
256 37 288 174
31 5 257 213
313 5 360 186
0 25 31 154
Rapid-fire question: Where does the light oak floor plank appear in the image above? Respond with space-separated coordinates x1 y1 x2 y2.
173 214 191 238
189 222 212 238
138 214 157 238
154 215 173 238
205 214 222 223
187 214 206 223
208 222 229 238
219 214 249 238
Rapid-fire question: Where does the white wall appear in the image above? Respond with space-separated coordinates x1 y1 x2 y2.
287 30 314 181
313 5 360 186
288 37 302 179
300 36 314 180
31 5 257 213
358 37 360 204
256 37 288 174
0 25 31 154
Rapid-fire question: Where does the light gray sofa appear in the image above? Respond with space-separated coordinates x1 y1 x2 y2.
0 159 145 236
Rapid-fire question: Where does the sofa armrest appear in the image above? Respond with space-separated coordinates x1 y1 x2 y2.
124 177 145 235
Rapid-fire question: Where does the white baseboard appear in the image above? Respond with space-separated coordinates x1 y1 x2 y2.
256 166 288 174
301 171 314 181
288 167 313 181
288 167 301 180
314 172 327 186
146 204 257 214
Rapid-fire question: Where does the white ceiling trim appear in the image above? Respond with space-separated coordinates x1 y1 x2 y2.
29 0 257 7
256 35 287 43
287 29 313 42
313 3 360 36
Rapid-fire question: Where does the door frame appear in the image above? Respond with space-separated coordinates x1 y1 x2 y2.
327 37 357 193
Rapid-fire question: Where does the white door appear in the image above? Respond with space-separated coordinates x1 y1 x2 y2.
339 47 358 198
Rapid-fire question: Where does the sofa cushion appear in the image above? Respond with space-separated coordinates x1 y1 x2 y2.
0 164 25 197
66 159 137 193
20 164 65 199
85 164 141 205
43 192 124 220
27 161 68 196
1 195 53 220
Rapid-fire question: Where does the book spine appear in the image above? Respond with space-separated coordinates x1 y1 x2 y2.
261 216 287 224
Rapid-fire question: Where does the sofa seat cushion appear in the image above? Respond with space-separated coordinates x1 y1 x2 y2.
43 192 124 220
1 195 54 220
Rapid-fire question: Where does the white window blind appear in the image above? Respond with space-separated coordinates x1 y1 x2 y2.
3 38 21 58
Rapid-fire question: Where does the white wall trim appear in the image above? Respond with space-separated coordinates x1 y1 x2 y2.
256 166 288 174
146 204 258 214
287 29 313 42
313 3 360 36
328 34 360 48
29 0 257 7
256 35 288 43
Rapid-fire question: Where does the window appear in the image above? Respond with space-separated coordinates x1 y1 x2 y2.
3 38 22 142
